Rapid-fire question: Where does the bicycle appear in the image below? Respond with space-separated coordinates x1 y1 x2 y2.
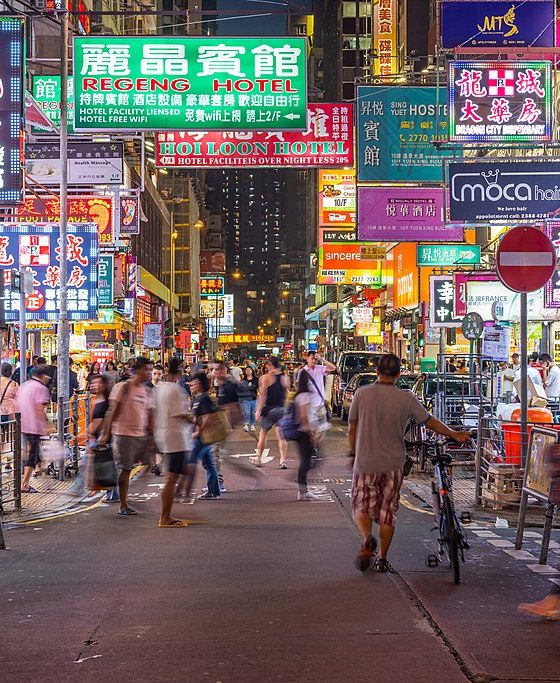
423 438 471 584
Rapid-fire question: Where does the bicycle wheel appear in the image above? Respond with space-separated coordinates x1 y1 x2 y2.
443 495 461 584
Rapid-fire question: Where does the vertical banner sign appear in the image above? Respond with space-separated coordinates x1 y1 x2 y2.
430 276 462 328
98 254 114 307
357 86 453 182
0 17 24 204
31 76 74 133
374 0 397 76
200 276 225 297
73 37 307 131
318 169 356 226
119 196 140 236
448 61 551 142
545 222 560 308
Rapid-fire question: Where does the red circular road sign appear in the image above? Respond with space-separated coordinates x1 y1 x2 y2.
496 226 557 293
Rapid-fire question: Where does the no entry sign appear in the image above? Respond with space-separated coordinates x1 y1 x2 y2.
496 226 556 293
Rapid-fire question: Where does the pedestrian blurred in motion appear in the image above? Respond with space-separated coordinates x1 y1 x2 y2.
103 360 120 393
153 357 193 527
292 370 319 501
251 356 289 469
19 366 52 493
86 375 119 502
229 359 243 382
213 361 244 491
300 351 335 458
240 365 258 432
100 357 154 516
0 362 18 463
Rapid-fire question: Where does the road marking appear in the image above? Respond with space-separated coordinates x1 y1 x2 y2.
229 448 273 464
503 549 539 561
487 539 515 548
471 530 499 538
527 564 560 575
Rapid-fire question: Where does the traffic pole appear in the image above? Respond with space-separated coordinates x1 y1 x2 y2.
57 0 70 480
520 292 528 467
18 271 27 382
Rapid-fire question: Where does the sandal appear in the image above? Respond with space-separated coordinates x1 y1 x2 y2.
249 457 262 467
158 519 189 528
117 507 138 516
354 535 377 572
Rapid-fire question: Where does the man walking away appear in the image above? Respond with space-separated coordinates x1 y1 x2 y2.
101 357 154 516
229 360 243 382
154 357 193 527
348 354 471 573
19 366 52 493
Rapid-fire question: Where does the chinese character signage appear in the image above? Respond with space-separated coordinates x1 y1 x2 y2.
119 196 140 236
448 61 551 142
317 235 383 287
98 254 114 306
357 86 453 182
441 1 554 49
218 333 274 344
0 18 24 204
15 195 115 244
73 37 307 131
430 276 462 328
200 250 225 274
200 298 224 318
318 169 355 227
545 222 560 308
0 222 98 320
31 75 74 133
155 104 353 168
207 293 234 337
416 244 481 266
357 187 463 242
448 159 560 222
200 275 224 297
374 0 397 77
26 142 124 186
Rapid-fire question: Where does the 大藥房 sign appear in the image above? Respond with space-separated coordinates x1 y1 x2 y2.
417 244 481 266
318 169 355 227
448 61 551 142
0 17 25 204
357 86 453 182
26 142 124 186
0 222 98 321
156 104 353 168
430 275 462 328
200 275 224 297
15 195 115 244
441 1 555 49
448 159 560 222
31 75 74 133
98 254 114 307
357 187 463 242
73 37 307 132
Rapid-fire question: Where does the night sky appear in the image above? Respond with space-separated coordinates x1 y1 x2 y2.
215 0 313 36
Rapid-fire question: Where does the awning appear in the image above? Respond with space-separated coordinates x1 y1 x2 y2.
382 307 416 324
25 92 58 133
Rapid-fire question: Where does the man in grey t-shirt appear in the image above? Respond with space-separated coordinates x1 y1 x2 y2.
348 354 470 573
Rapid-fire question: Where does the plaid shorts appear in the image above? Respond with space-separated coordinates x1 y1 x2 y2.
352 469 404 527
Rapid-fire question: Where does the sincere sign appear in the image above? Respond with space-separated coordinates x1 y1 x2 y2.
448 159 560 222
417 244 481 267
448 60 551 142
0 222 98 321
430 275 462 328
317 238 383 287
357 86 452 182
0 17 25 204
200 275 224 297
441 1 555 49
357 187 463 242
318 169 355 227
155 104 353 168
73 37 307 131
31 75 74 133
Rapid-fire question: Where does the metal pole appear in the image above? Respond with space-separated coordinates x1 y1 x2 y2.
170 209 175 343
334 284 340 362
18 273 27 382
520 292 528 468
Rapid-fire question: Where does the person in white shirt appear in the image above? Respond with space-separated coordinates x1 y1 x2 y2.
300 351 336 456
540 354 560 399
153 357 194 528
229 360 243 382
514 356 543 399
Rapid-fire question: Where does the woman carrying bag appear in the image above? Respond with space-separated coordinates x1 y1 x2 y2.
292 371 320 501
86 375 118 500
0 363 18 462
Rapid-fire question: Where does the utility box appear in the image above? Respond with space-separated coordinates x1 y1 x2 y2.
420 357 437 373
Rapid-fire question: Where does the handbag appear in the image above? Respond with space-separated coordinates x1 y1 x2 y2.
199 410 228 445
278 402 302 441
91 444 118 490
304 369 332 421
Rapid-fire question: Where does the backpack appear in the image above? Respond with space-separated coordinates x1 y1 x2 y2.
278 401 302 441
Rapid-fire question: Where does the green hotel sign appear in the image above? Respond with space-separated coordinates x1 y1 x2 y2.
417 244 481 267
32 75 74 133
73 37 307 132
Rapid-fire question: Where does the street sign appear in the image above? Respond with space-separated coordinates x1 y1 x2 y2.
496 226 556 293
73 37 307 132
417 244 481 267
360 245 386 260
461 312 484 340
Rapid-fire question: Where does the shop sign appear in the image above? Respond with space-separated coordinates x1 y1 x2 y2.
90 348 115 364
448 61 551 143
15 195 116 244
441 1 554 49
321 227 356 242
155 104 353 168
26 142 124 186
430 276 462 328
98 308 115 323
317 242 383 286
455 276 519 320
0 18 25 204
200 249 225 274
318 169 355 227
357 86 453 182
119 196 140 236
218 333 274 344
73 37 307 132
352 307 374 323
545 222 560 308
143 322 163 349
360 245 385 260
482 325 511 362
32 75 74 133
394 243 418 308
0 222 98 321
373 0 397 77
416 244 481 266
200 297 224 319
448 159 560 222
342 305 356 331
200 275 224 297
98 254 114 307
207 293 234 336
357 187 463 242
356 320 382 337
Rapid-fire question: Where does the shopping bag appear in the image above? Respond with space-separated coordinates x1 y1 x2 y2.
90 444 118 490
199 410 228 445
40 438 66 464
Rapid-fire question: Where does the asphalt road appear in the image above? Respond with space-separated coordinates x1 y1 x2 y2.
1 423 559 682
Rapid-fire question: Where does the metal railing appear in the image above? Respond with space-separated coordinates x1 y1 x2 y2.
0 416 22 514
54 391 91 480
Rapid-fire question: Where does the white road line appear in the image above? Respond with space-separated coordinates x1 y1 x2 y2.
503 549 539 561
527 564 560 575
487 539 515 548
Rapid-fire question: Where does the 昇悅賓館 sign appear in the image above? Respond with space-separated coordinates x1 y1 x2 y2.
357 187 463 242
73 37 307 131
156 104 353 168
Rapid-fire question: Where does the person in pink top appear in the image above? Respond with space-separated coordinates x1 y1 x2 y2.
19 366 52 493
0 362 18 462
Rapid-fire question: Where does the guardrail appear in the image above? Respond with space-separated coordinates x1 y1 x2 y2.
0 416 22 515
54 392 91 480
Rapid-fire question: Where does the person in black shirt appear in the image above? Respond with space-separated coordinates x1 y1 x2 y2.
240 365 258 432
87 375 119 502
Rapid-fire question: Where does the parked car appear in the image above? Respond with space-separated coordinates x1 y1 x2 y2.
340 372 419 421
332 351 383 416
